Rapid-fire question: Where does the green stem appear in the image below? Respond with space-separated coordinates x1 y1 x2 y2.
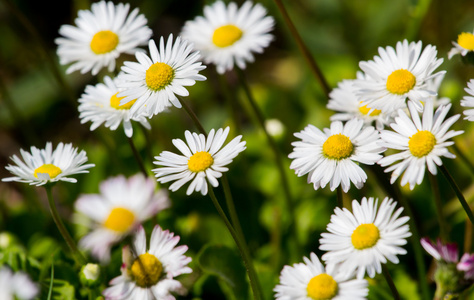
127 136 148 177
45 185 86 265
177 97 207 136
428 173 448 241
221 175 246 243
382 265 401 300
208 188 263 300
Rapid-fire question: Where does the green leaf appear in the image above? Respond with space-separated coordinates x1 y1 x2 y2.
197 244 249 300
47 263 54 300
47 279 75 300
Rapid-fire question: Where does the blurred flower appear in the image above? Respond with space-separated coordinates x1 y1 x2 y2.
320 197 411 279
274 252 368 300
181 1 274 74
80 263 101 287
117 35 206 117
458 253 474 280
2 142 95 186
153 127 246 195
0 266 39 300
265 118 285 138
378 100 462 190
103 225 192 299
420 237 459 263
448 30 474 59
354 40 445 113
55 1 152 75
78 75 151 138
75 174 170 263
460 79 474 121
288 118 385 193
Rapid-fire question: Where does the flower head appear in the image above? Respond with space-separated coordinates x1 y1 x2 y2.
0 267 39 300
448 30 474 59
420 237 459 263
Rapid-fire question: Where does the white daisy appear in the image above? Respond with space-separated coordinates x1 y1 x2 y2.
75 173 170 263
55 1 152 75
355 40 445 113
152 127 246 195
377 100 463 190
78 75 151 138
102 225 192 300
448 30 474 59
288 118 385 193
116 35 206 117
320 197 411 279
2 142 95 186
181 0 274 74
460 79 474 121
274 252 368 300
0 267 39 300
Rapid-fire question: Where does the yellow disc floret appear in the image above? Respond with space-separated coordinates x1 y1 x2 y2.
188 151 214 173
145 62 175 91
34 164 62 179
130 253 163 288
386 69 416 95
351 223 380 250
90 30 119 54
110 92 137 110
103 207 135 233
408 130 436 158
358 102 382 116
306 273 338 300
212 24 243 48
457 32 474 51
322 134 354 160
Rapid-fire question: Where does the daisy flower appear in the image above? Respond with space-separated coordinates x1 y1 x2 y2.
288 118 385 193
102 225 192 299
181 1 274 74
78 75 151 138
274 252 368 300
2 142 95 186
75 173 170 263
116 35 206 117
420 237 459 263
377 100 463 190
460 79 474 121
153 127 246 196
320 197 411 279
448 30 474 59
0 266 39 300
354 39 445 113
55 1 152 75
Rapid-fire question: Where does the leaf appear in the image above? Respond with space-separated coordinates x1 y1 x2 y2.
47 264 54 300
197 244 249 300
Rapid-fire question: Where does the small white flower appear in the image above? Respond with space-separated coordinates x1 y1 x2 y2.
378 100 463 190
274 252 368 300
0 267 39 300
448 30 474 59
289 118 385 193
2 142 95 186
102 225 192 300
320 197 411 279
460 79 474 121
181 1 274 74
75 174 170 263
153 127 246 195
56 1 152 75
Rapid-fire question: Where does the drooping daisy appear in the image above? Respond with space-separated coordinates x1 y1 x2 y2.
102 225 192 299
320 197 411 279
2 142 95 186
288 118 385 193
377 100 463 190
116 35 206 117
153 127 246 195
448 30 474 59
274 252 368 300
75 173 170 263
181 1 274 74
55 1 152 75
78 75 151 138
354 40 445 113
0 266 39 300
460 79 474 121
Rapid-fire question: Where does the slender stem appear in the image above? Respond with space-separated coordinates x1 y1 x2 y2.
382 265 401 300
208 188 263 300
45 185 86 265
451 143 474 178
178 97 207 136
336 186 344 209
428 173 448 241
271 0 331 97
439 164 474 224
221 175 246 241
127 136 148 177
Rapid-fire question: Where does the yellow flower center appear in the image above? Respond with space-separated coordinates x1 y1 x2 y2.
351 223 380 250
188 151 214 173
145 62 175 91
34 164 62 179
457 32 474 51
386 69 416 95
358 102 382 116
103 207 135 233
109 92 137 110
90 30 119 54
130 253 163 288
306 273 338 300
408 130 436 158
322 134 353 160
212 24 243 48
